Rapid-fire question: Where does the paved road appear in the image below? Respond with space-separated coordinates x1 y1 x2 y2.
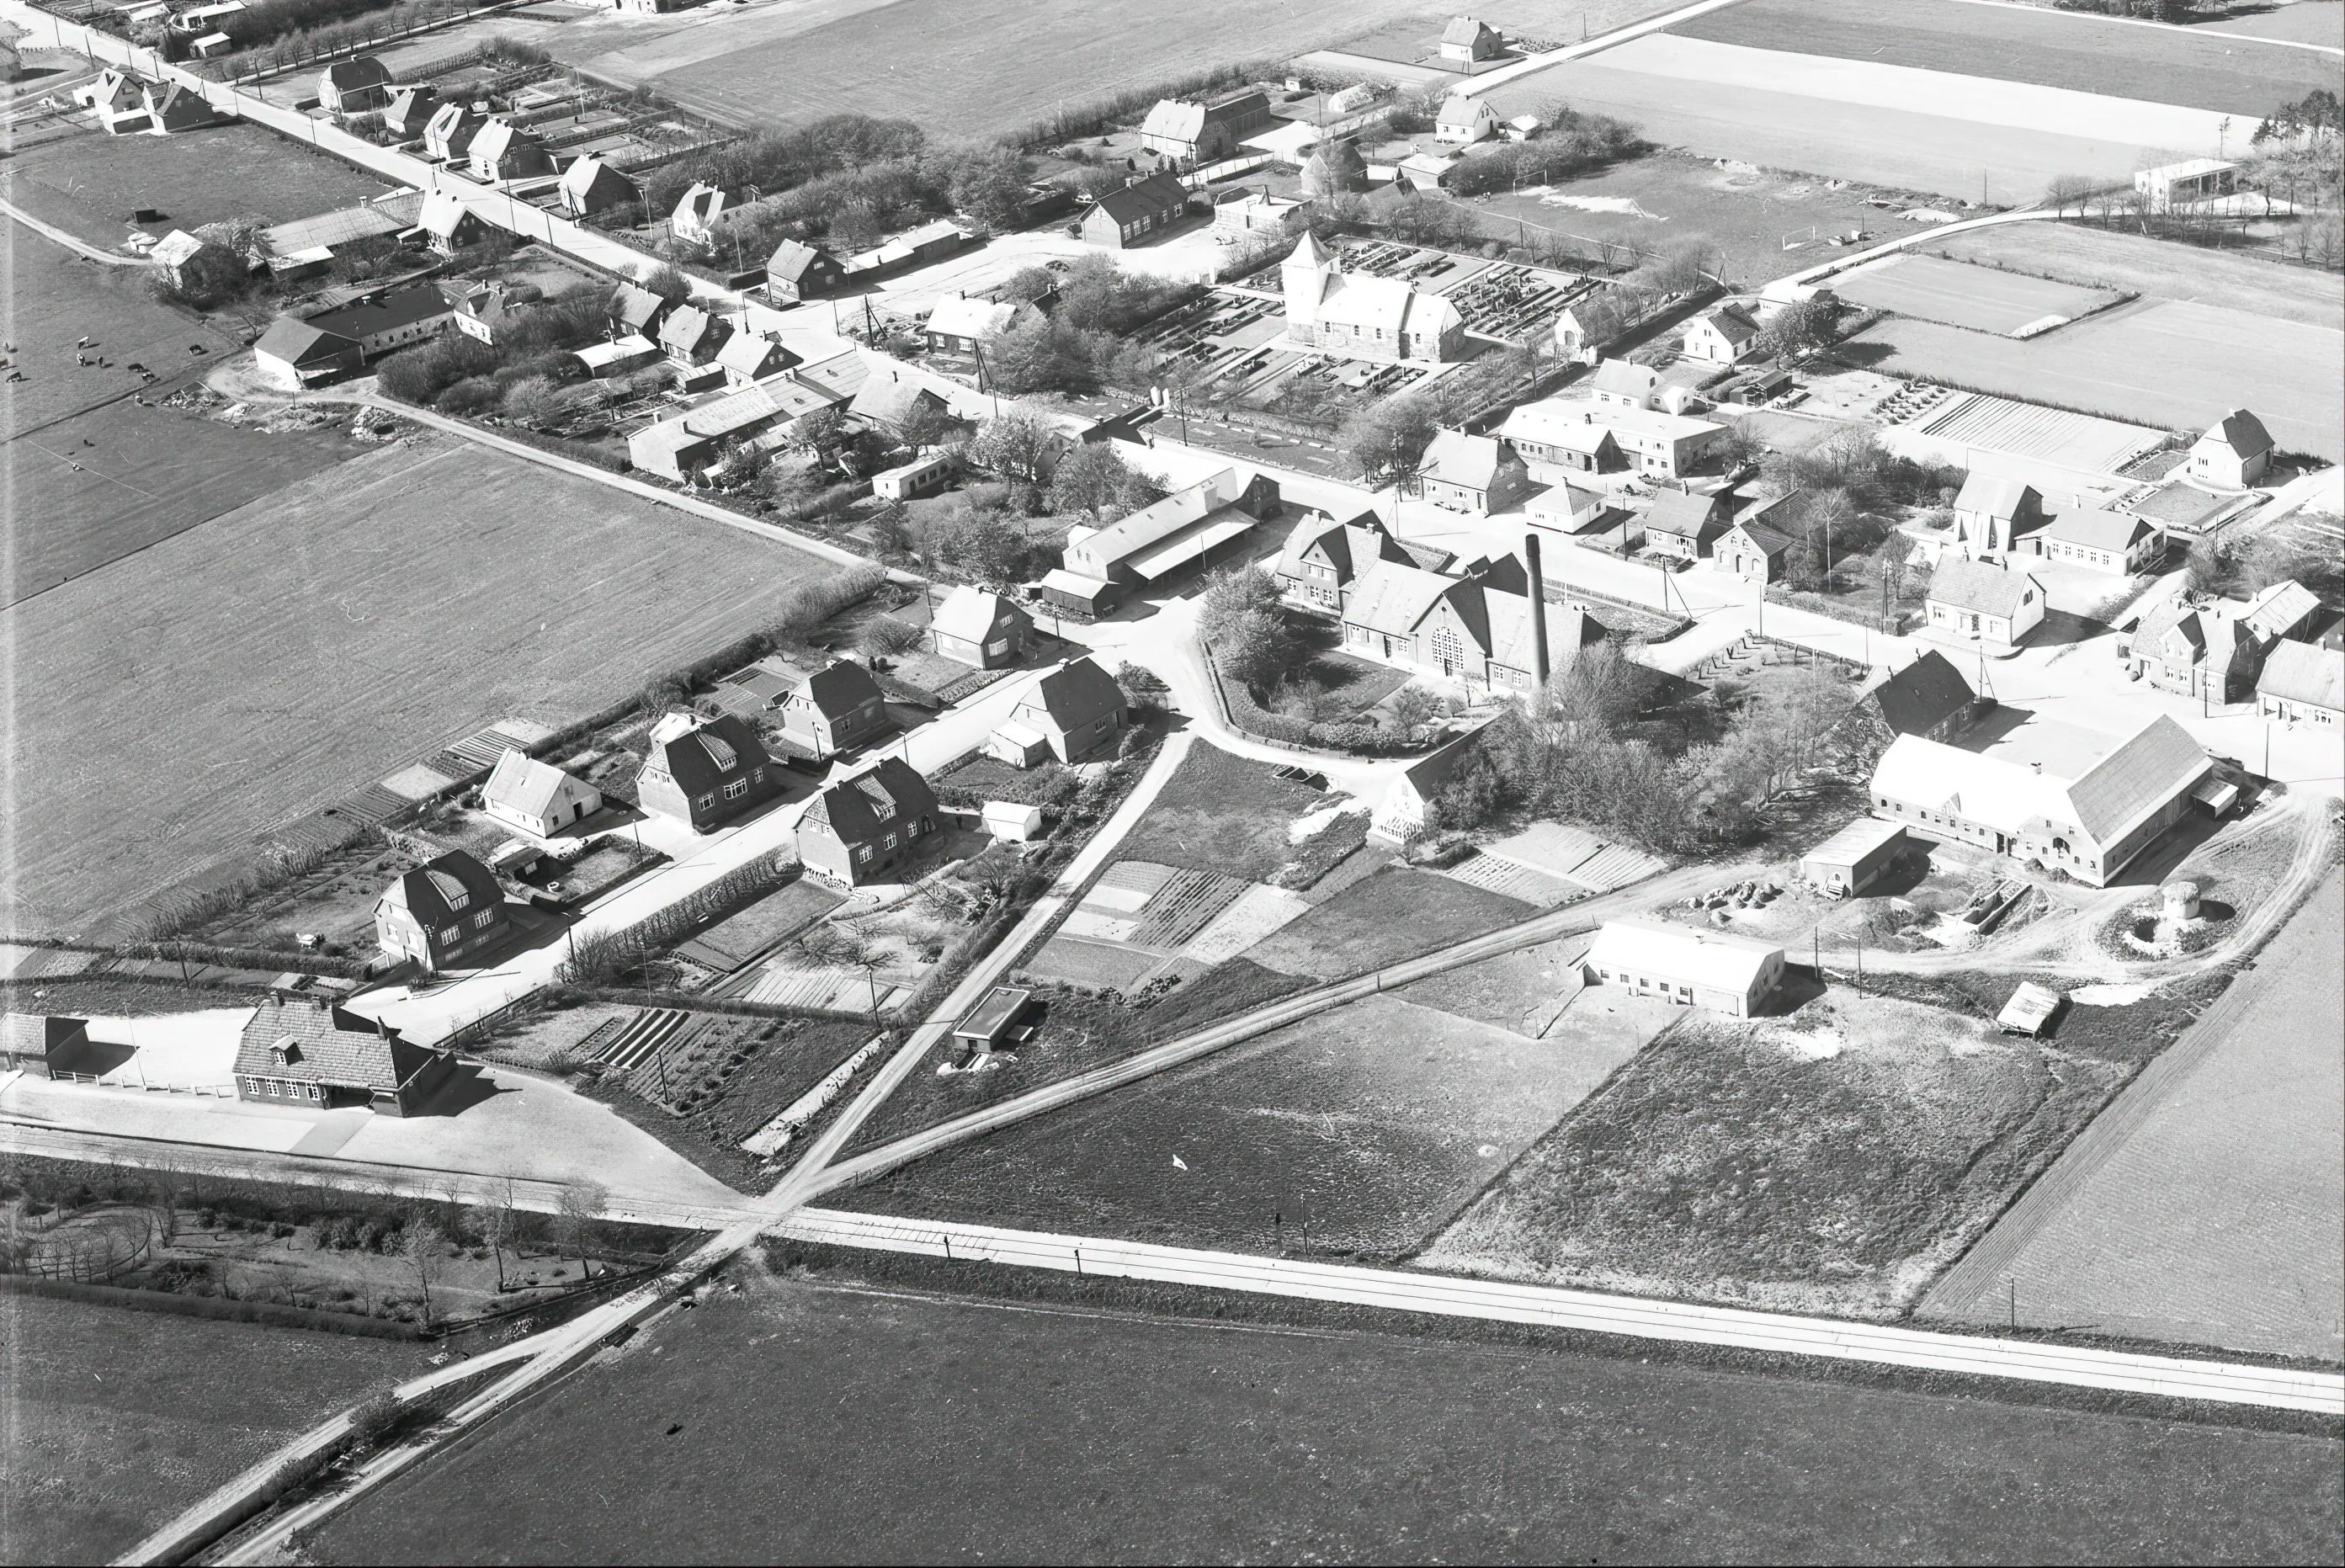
779 1207 2345 1417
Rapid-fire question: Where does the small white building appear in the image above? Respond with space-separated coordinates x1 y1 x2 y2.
481 748 602 838
2187 408 2275 488
672 182 727 248
1433 94 1501 145
1924 559 2045 653
2134 157 2236 214
1582 920 1786 1017
1798 818 1907 897
1679 304 1762 364
2256 640 2343 728
981 800 1045 842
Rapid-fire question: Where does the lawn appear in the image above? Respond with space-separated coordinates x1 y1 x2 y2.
0 120 396 249
1838 302 2345 461
305 1269 2345 1565
0 434 837 938
1926 220 2344 332
1831 253 2121 337
1672 0 2337 115
1249 866 1537 981
838 985 1671 1257
1110 741 1353 886
1422 989 2130 1317
1 1291 429 1566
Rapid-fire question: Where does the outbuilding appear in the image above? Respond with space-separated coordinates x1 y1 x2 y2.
1582 920 1785 1017
253 316 363 387
981 800 1045 842
1798 817 1908 897
952 986 1034 1055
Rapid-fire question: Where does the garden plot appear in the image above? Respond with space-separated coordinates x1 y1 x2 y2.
1422 990 2130 1318
1250 867 1537 981
1024 860 1254 991
1831 253 2122 338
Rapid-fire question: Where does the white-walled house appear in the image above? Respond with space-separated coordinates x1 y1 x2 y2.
1582 920 1785 1017
481 748 602 838
1923 559 2045 653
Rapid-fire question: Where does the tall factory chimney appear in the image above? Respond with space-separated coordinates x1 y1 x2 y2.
1523 530 1551 688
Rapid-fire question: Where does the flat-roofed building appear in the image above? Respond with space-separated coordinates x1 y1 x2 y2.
1582 920 1785 1017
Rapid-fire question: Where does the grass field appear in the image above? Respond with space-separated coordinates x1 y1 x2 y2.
0 227 244 439
0 120 396 250
0 435 833 935
1840 300 2345 460
1672 0 2338 115
1832 253 2122 336
838 989 1672 1256
306 1269 2345 1565
1923 872 2344 1361
2 1292 427 1565
1926 220 2345 332
1422 991 2130 1318
2199 1 2345 47
1250 866 1535 981
1109 741 1352 886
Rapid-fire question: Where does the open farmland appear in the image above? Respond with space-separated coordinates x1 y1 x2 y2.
1484 49 2204 204
1840 301 2345 461
2198 2 2345 47
1831 253 2121 337
1924 220 2345 332
1422 991 2130 1318
839 982 1673 1257
2 1292 428 1565
1922 872 2344 1362
310 1270 2345 1565
0 435 834 935
0 120 396 251
1250 866 1536 981
1671 0 2339 115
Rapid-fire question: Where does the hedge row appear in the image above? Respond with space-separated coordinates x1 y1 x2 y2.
1203 646 1415 757
125 940 370 979
0 1272 427 1339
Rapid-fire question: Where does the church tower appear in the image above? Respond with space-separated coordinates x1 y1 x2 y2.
1281 231 1335 339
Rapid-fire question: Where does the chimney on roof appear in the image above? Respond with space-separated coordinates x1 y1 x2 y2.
1524 531 1550 688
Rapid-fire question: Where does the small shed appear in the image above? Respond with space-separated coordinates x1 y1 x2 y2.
873 451 957 502
1997 981 2064 1037
1798 818 1907 898
954 986 1034 1055
981 800 1045 842
984 721 1053 769
1035 567 1116 619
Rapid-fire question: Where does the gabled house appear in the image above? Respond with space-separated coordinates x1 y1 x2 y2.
659 304 731 366
1 1013 90 1078
375 850 510 974
1440 15 1505 61
609 280 673 340
1528 479 1621 538
234 997 455 1116
2188 408 2275 488
779 660 890 759
423 101 487 162
1713 513 1795 584
1370 720 1494 840
415 189 486 256
995 656 1127 764
1925 558 2045 653
795 757 940 886
1497 399 1626 481
1418 429 1533 515
672 182 726 247
1434 93 1501 144
87 68 156 134
1341 555 1606 692
466 119 553 183
715 331 793 387
848 370 958 444
1680 303 1762 364
1058 469 1280 594
253 316 362 387
146 80 218 134
444 279 527 344
1644 486 1736 564
1585 921 1785 1017
1949 473 2044 561
481 747 601 837
2256 640 2343 728
635 711 782 832
319 56 391 114
2035 508 2164 576
556 154 639 218
381 84 439 139
1273 507 1412 614
1137 91 1272 163
1079 173 1190 249
2124 582 2314 702
928 587 1032 669
925 294 1034 355
1853 650 1978 744
765 238 845 303
1589 358 1659 409
151 229 219 292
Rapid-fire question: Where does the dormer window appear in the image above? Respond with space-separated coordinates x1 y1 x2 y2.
445 890 470 912
871 800 895 821
271 1039 302 1066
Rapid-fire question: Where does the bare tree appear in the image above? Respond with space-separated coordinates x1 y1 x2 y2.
555 1180 610 1280
798 921 889 1018
479 1175 524 1293
2044 174 2095 218
396 1215 445 1327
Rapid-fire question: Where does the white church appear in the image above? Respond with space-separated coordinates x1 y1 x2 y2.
1281 233 1466 365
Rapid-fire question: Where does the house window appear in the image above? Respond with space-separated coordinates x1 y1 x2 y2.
855 844 874 864
882 832 899 851
445 890 470 912
439 925 460 945
473 909 495 930
695 793 716 812
871 800 896 821
724 779 748 800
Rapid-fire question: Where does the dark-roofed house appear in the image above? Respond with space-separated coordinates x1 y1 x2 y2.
1644 486 1735 564
928 586 1032 668
848 369 958 444
992 656 1128 765
638 711 782 832
233 997 455 1116
1079 173 1190 249
1342 555 1606 692
1924 558 2045 653
610 281 672 340
1440 15 1505 61
765 239 845 303
1274 507 1412 614
1372 719 1496 839
556 155 640 218
2125 582 2315 702
468 119 553 183
482 748 601 837
796 757 941 886
444 279 529 344
423 101 487 162
2188 408 2274 487
780 661 889 758
1681 303 1763 364
2036 508 2163 576
2 1013 89 1078
253 316 362 388
1854 650 1978 743
1949 473 2044 561
375 850 511 973
659 304 731 366
300 282 455 360
381 84 439 139
319 56 391 114
1138 91 1271 163
416 189 487 256
2257 640 2343 728
146 81 220 135
1714 512 1795 585
1497 399 1626 480
1419 429 1533 515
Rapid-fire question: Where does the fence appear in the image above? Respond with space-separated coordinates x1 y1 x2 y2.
48 1071 240 1098
213 0 508 85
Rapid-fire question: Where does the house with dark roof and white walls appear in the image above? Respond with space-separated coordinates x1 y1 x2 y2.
2188 409 2275 488
234 996 455 1115
1924 558 2045 654
992 657 1128 765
